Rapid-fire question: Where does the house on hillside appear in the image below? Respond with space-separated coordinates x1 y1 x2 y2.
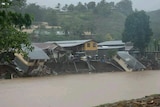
82 31 95 39
46 39 98 56
56 31 65 36
14 45 50 73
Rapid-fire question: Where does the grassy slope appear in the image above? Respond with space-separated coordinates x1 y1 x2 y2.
56 11 126 41
50 10 160 42
93 10 160 41
93 11 126 41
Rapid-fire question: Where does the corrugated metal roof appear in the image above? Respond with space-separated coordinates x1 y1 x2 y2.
98 40 125 46
28 45 49 60
117 51 146 70
58 43 84 47
46 39 92 47
98 46 125 50
33 43 58 50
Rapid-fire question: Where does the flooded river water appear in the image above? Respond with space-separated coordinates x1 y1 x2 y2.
0 70 160 107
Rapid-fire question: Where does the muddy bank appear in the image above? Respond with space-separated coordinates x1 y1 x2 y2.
96 94 160 107
45 61 121 75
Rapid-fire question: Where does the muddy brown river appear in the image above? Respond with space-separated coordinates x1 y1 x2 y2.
0 70 160 107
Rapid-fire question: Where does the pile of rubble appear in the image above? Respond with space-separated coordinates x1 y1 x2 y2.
96 94 160 107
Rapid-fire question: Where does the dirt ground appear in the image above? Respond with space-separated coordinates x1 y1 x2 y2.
96 94 160 107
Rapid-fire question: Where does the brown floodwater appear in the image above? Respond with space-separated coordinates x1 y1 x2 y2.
0 70 160 107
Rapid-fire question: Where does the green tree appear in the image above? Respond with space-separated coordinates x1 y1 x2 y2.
62 4 68 11
67 4 74 12
75 2 87 12
24 3 45 22
60 18 72 37
94 0 112 16
105 33 113 41
87 1 96 10
10 0 27 13
116 0 133 16
55 3 61 11
0 0 32 62
45 8 57 26
122 10 153 54
84 21 96 37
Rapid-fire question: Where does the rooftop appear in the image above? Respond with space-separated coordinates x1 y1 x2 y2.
98 46 125 50
33 43 58 50
28 45 50 60
98 40 125 46
46 39 92 48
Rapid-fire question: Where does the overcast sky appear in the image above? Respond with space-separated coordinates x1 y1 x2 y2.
27 0 160 11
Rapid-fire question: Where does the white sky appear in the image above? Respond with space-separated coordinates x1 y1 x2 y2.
27 0 160 11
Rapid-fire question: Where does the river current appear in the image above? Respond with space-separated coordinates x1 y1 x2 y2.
0 70 160 107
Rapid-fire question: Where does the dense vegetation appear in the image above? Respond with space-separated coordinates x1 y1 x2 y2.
122 11 153 54
23 0 159 42
8 0 160 44
0 0 32 62
148 9 160 39
18 0 133 42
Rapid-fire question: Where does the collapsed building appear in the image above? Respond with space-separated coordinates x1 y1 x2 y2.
98 40 146 72
14 45 50 76
1 40 146 78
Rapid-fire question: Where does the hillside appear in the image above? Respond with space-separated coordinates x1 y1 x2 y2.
148 9 160 38
94 11 126 41
28 9 160 42
22 1 160 42
93 9 160 41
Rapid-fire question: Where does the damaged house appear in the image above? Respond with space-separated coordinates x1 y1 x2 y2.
33 43 66 62
98 40 145 72
14 45 50 75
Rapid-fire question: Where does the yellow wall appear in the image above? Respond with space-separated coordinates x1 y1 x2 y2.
14 53 45 66
84 40 97 51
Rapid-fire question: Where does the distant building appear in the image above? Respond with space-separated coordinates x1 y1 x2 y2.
21 22 62 34
82 31 95 39
56 31 65 35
